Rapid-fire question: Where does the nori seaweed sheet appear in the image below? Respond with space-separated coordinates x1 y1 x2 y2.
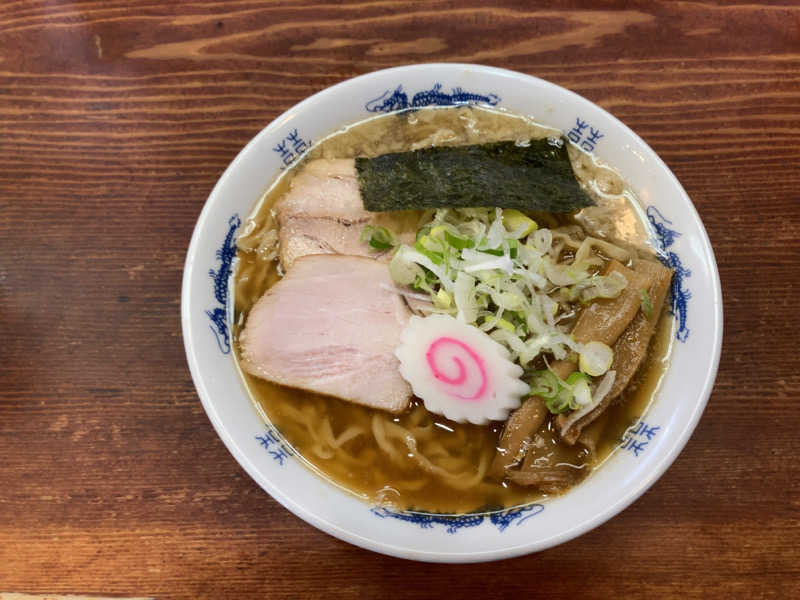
355 138 594 213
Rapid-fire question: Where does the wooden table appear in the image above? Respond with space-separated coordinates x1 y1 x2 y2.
1 2 798 598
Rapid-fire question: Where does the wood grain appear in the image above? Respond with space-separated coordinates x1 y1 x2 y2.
1 1 798 598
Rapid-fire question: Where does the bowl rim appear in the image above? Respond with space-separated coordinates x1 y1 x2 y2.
181 63 723 562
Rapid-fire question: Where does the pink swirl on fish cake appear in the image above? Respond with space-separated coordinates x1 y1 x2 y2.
425 336 488 402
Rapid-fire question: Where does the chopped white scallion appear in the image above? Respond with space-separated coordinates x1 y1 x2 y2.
543 257 590 287
560 370 617 434
463 257 515 274
579 341 614 376
386 208 620 374
453 271 479 323
482 208 507 249
395 245 455 291
532 228 553 254
571 378 593 407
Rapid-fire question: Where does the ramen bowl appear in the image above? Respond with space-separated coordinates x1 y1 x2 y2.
181 64 722 562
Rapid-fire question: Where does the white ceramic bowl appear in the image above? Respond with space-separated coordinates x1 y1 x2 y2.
182 64 722 562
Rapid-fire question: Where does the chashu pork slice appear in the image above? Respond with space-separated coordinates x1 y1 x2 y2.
238 253 412 413
275 159 373 270
275 158 413 270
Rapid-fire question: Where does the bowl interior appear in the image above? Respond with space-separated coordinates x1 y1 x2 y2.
182 64 722 562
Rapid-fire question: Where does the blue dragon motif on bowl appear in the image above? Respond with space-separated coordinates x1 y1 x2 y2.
646 206 692 342
365 83 500 113
206 214 240 354
371 504 544 534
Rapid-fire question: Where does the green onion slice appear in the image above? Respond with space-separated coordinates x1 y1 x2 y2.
566 371 591 386
444 229 474 250
546 386 573 414
528 370 559 400
508 239 519 259
414 239 444 265
361 225 396 250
